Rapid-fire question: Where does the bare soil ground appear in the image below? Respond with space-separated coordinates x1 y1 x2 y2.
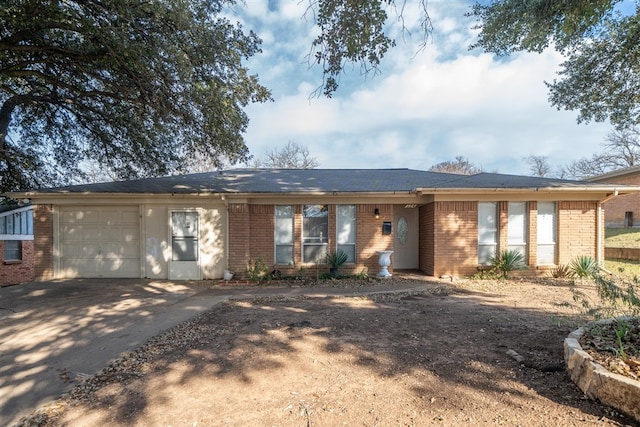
22 278 640 426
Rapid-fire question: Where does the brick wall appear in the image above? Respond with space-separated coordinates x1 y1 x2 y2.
557 201 599 265
227 203 250 275
419 203 435 275
598 173 640 227
420 200 600 278
356 204 393 275
431 201 478 277
33 205 54 280
228 203 393 279
249 204 275 270
0 240 35 285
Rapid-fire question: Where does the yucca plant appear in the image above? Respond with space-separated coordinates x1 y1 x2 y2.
549 264 573 279
327 249 349 277
489 250 526 279
570 256 599 279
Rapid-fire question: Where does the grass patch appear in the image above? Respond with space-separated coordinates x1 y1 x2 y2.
605 228 640 248
604 259 640 281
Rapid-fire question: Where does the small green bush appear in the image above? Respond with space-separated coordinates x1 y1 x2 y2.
570 256 599 279
489 250 526 279
327 249 349 269
246 257 269 281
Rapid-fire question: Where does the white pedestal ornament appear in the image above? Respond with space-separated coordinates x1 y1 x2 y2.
376 250 394 278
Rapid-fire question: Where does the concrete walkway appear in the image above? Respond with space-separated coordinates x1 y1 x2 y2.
0 277 438 426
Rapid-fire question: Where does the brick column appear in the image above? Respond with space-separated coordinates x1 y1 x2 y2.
33 204 54 280
227 203 250 277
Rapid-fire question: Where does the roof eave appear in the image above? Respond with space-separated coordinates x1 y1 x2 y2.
416 186 640 195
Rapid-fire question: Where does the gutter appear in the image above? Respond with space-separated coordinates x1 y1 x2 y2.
415 186 640 194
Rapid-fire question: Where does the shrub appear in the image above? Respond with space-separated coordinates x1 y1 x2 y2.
246 257 269 281
489 250 526 279
327 249 349 269
570 256 599 279
326 249 349 277
549 264 573 279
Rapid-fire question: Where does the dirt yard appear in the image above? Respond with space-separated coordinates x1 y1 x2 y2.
24 279 639 426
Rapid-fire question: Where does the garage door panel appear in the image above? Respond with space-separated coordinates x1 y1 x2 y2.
102 243 138 258
82 226 102 240
59 225 81 240
59 207 140 278
61 259 100 277
102 259 139 277
61 243 100 258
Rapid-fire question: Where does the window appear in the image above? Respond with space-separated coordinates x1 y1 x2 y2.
625 211 634 227
508 202 527 261
4 240 21 261
0 208 33 236
303 204 328 263
275 205 294 264
171 211 199 261
537 202 557 265
336 205 356 263
478 202 498 265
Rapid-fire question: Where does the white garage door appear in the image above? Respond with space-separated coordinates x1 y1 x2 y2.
59 206 141 278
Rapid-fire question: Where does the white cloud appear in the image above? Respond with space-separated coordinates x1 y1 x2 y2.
239 0 611 176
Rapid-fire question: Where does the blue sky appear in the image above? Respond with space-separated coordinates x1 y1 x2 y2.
230 0 614 176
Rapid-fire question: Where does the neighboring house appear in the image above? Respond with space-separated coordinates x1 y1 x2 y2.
0 204 35 285
6 169 640 281
587 165 640 228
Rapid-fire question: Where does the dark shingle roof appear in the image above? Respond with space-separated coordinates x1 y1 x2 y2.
15 168 619 195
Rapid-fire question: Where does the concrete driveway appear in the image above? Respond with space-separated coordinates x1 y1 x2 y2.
0 279 232 426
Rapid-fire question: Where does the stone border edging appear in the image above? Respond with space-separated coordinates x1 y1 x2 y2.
564 322 640 422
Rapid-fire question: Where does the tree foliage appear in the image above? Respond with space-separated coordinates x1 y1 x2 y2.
470 0 640 127
429 156 483 175
0 0 271 192
252 141 320 169
308 0 431 97
563 126 640 178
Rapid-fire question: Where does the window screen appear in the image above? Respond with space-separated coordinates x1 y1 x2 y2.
337 205 356 263
478 202 498 265
275 205 294 264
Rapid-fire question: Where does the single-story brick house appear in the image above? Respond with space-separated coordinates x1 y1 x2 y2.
6 169 640 281
587 165 640 228
0 204 35 285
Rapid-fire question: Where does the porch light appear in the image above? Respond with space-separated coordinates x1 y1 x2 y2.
374 208 380 219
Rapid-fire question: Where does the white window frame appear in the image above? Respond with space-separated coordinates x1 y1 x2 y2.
274 205 294 265
336 205 356 263
170 211 199 262
302 204 328 264
478 202 498 265
507 202 527 261
537 202 557 265
0 206 34 241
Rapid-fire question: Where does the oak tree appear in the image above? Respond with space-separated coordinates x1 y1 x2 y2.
470 0 640 127
0 0 270 192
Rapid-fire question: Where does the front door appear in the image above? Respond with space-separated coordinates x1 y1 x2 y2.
393 206 419 270
169 210 201 280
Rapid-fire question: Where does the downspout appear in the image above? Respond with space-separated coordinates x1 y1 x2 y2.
597 190 618 266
